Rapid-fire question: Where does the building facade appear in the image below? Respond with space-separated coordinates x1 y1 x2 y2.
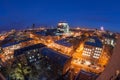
97 35 120 80
1 38 33 63
53 38 73 56
56 22 70 35
39 47 71 79
82 37 103 64
14 43 46 66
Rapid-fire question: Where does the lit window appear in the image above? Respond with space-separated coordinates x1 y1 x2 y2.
88 54 90 56
34 49 36 52
38 57 40 59
32 56 34 58
82 53 86 56
87 49 88 51
37 54 39 56
11 55 13 58
28 52 30 54
93 55 100 59
7 57 10 59
29 57 31 59
88 52 90 54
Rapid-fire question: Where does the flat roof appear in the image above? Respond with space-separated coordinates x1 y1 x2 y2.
40 47 71 67
85 37 103 48
2 38 33 48
35 31 46 36
102 34 116 39
55 39 72 47
75 70 98 80
14 43 46 56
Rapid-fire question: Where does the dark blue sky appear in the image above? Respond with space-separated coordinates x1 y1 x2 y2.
0 0 120 32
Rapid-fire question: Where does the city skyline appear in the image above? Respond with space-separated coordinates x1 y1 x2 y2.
0 0 120 32
0 22 118 79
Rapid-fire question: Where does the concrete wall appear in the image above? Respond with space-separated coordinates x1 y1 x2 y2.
97 36 120 80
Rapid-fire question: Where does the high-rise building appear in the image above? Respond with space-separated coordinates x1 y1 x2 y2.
56 22 70 35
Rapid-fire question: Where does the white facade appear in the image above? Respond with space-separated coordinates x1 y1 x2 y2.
104 38 115 47
82 46 102 59
57 22 69 33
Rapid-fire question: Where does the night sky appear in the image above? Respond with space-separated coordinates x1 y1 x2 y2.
0 0 120 32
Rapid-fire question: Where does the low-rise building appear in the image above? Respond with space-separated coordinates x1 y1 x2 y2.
74 70 98 80
40 47 71 79
97 35 120 80
82 37 103 64
71 37 104 74
54 38 73 56
102 33 116 47
1 38 33 62
14 43 46 66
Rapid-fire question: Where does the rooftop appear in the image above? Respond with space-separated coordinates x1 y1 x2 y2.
75 70 98 80
102 34 116 39
55 39 72 47
40 47 71 67
85 36 103 48
14 43 46 56
35 30 46 36
35 29 57 36
2 38 33 48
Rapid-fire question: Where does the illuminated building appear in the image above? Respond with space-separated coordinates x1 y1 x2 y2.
1 38 33 62
82 37 103 63
56 22 70 35
70 37 106 80
15 46 71 80
102 34 116 47
97 36 120 80
54 38 73 56
72 35 119 80
0 27 119 80
100 26 104 31
14 43 46 65
71 37 104 74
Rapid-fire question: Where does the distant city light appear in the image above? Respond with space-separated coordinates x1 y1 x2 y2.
76 27 80 30
100 26 104 31
0 22 117 80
